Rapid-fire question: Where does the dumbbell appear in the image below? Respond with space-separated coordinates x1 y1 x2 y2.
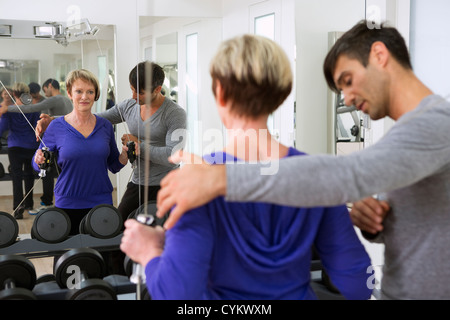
0 255 37 300
31 208 71 244
0 211 19 248
36 273 56 285
79 204 123 239
127 141 137 165
123 256 151 300
125 201 170 300
127 200 169 226
54 247 117 300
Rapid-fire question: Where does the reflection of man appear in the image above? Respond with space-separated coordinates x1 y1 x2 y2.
96 62 187 222
28 82 45 104
3 78 72 117
3 78 73 215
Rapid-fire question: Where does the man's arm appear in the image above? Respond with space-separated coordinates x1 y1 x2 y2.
96 99 137 125
140 108 187 168
7 97 55 114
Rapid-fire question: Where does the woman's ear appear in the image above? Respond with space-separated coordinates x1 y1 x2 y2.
214 81 226 107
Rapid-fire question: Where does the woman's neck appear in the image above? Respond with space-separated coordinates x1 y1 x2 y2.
67 110 94 124
224 116 288 161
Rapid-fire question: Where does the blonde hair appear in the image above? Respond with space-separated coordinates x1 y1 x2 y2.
12 82 30 97
66 69 100 101
210 34 292 118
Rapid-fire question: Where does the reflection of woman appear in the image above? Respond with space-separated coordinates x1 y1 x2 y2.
0 83 40 219
0 87 13 146
33 69 128 234
0 86 13 112
121 35 372 300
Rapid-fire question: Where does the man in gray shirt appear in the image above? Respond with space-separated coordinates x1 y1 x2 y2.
97 62 186 221
155 21 450 300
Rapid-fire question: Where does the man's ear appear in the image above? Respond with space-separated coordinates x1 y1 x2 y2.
370 41 389 68
153 85 162 94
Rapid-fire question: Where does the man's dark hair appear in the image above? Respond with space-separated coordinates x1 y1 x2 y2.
28 82 41 94
324 20 413 93
129 61 165 93
42 78 60 90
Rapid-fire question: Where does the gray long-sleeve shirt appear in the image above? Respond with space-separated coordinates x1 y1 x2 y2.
97 98 186 186
8 95 72 116
226 94 450 300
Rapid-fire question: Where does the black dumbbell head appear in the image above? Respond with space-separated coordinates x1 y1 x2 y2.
54 248 106 289
66 278 117 300
31 208 71 243
0 211 19 248
84 204 123 239
0 255 37 300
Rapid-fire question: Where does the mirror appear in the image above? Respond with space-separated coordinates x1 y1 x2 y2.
156 32 178 104
0 19 117 235
138 16 223 156
0 19 116 112
0 59 40 89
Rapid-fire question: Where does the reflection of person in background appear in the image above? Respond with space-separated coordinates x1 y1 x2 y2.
0 83 40 220
35 62 186 275
1 79 73 215
121 35 372 300
32 69 128 235
99 62 186 222
28 82 45 104
37 63 187 223
3 79 72 117
0 87 13 147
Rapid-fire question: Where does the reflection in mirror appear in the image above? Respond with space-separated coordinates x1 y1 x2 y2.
253 14 276 138
155 32 178 104
0 59 39 89
0 20 116 113
0 20 117 232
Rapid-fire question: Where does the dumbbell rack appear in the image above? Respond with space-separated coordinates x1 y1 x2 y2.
0 233 137 300
0 233 122 258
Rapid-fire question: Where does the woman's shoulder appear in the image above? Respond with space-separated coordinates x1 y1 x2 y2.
95 114 113 127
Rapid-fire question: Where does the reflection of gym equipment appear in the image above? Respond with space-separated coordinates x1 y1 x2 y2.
335 94 364 143
0 204 124 258
327 31 369 155
0 255 37 300
31 208 71 244
0 211 18 248
54 248 117 300
79 204 123 239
